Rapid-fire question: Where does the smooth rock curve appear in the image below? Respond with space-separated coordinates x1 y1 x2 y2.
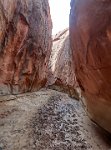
70 0 111 133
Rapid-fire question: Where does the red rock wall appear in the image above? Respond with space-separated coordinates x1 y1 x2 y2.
70 0 111 132
0 0 52 95
47 29 79 99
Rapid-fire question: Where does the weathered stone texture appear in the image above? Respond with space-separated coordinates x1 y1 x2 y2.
70 0 111 132
47 29 79 99
0 0 52 95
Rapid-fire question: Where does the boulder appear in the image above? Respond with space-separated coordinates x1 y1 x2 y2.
70 0 111 133
47 29 79 99
0 0 52 95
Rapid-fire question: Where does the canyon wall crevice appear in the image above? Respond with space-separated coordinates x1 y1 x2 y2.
47 29 79 99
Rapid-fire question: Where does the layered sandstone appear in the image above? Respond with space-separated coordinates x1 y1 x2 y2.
47 29 79 99
0 0 52 95
70 0 111 133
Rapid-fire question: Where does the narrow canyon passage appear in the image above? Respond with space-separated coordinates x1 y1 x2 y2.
0 0 111 149
0 89 111 150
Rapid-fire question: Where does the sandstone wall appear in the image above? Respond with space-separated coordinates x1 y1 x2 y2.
70 0 111 132
47 29 79 99
0 0 52 95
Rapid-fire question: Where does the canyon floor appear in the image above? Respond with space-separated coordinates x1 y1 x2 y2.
0 89 111 150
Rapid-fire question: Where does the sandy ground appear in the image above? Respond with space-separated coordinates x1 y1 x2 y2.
0 89 111 150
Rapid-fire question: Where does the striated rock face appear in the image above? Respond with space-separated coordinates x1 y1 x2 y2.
47 29 79 99
70 0 111 133
0 0 52 95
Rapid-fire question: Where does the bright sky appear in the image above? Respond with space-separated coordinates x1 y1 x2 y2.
49 0 71 35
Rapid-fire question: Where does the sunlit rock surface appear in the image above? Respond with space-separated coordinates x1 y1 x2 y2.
0 0 52 95
47 29 79 99
70 0 111 133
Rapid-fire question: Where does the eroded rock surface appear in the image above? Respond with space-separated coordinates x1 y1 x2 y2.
70 0 111 132
0 89 111 150
0 0 52 95
47 29 79 99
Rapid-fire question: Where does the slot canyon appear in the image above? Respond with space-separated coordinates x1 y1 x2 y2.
0 0 111 149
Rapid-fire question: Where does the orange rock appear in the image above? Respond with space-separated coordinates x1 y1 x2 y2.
70 0 111 132
47 29 79 99
0 0 52 95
